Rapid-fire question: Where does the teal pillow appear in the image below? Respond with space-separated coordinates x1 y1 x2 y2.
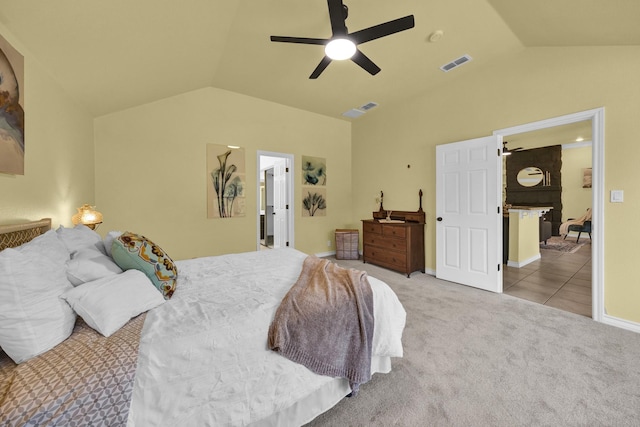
111 232 177 299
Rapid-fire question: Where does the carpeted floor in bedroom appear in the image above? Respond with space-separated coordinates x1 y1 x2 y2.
305 252 639 427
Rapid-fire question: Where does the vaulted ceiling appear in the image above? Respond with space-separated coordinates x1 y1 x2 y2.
0 0 638 120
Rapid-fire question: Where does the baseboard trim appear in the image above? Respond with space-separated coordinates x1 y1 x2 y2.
601 314 640 334
507 254 541 268
315 251 336 258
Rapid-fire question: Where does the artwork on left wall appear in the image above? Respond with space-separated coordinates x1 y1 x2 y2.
207 144 246 218
0 34 25 175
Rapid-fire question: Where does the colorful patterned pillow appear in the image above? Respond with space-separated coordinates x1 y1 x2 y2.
111 232 177 299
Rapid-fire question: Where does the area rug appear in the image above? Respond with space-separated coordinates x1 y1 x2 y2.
540 235 586 253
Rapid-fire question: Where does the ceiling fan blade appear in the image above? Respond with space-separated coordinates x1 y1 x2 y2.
309 56 332 79
270 35 327 45
351 49 381 76
327 0 347 36
351 15 415 45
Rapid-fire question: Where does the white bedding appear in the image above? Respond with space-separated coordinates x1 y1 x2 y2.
127 248 406 427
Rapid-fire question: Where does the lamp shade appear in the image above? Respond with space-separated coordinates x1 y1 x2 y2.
72 204 103 229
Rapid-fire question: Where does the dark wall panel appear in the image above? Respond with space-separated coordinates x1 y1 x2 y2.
505 145 562 235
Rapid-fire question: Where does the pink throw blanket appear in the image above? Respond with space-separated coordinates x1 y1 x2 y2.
268 256 374 395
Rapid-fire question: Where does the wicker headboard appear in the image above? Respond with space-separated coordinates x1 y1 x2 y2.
0 218 52 251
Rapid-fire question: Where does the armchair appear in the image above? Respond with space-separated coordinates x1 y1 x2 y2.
565 220 591 243
560 208 592 243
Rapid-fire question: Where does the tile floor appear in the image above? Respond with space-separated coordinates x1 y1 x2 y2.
503 237 592 317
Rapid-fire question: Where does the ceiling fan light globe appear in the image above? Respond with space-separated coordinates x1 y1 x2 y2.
325 38 356 60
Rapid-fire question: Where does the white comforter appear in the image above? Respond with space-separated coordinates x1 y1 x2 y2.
127 248 406 427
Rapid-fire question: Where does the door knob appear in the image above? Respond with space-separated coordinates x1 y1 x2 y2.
436 217 443 221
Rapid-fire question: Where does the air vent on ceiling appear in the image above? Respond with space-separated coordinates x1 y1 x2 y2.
359 102 378 111
440 54 472 72
342 109 366 119
341 101 378 119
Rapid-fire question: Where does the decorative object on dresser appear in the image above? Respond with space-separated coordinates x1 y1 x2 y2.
362 190 425 277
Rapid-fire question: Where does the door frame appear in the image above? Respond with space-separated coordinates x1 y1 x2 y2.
493 107 604 322
257 151 295 250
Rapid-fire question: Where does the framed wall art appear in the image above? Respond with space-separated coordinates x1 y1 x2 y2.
0 34 25 175
582 167 592 188
207 144 246 218
302 188 327 217
301 155 326 186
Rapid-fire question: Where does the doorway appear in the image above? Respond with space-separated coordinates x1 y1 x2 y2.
501 122 593 317
494 108 604 322
257 151 294 250
435 108 604 322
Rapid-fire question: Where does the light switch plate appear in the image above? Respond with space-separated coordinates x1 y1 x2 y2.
610 190 624 203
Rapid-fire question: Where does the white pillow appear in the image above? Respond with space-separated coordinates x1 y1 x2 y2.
61 270 165 337
66 248 123 286
17 229 70 267
0 248 76 364
56 225 106 255
103 230 123 258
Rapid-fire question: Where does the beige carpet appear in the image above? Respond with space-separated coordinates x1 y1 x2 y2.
305 257 640 426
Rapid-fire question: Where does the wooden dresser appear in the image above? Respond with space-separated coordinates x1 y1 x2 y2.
362 209 425 277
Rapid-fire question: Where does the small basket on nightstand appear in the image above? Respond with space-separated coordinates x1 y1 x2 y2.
335 229 359 260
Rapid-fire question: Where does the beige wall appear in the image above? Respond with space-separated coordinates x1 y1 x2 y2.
352 46 640 323
0 24 95 227
94 87 352 260
508 211 541 265
562 145 592 221
3 22 639 327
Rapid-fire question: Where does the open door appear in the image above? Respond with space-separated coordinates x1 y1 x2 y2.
257 152 295 251
264 168 274 247
435 135 502 293
272 158 289 248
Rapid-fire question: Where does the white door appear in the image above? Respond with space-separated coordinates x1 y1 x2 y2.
435 135 502 293
272 158 289 248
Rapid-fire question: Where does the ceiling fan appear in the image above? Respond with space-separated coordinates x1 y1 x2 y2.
502 141 524 156
270 0 415 79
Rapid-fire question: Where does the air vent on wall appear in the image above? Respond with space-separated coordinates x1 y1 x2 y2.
440 54 472 72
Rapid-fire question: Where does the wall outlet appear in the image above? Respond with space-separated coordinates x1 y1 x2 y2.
327 240 331 247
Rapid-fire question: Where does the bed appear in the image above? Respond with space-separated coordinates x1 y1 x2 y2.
0 218 406 426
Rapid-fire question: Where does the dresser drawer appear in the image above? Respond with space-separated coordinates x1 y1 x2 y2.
382 225 406 238
363 234 406 252
363 245 406 270
363 222 382 235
